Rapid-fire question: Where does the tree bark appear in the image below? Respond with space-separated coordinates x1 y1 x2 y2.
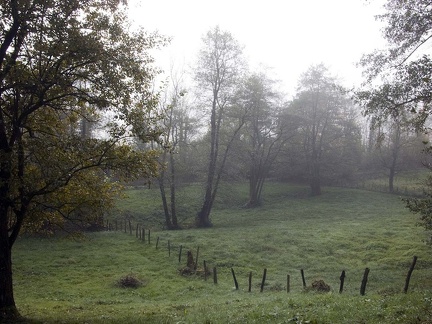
196 96 218 228
0 146 20 319
310 161 321 196
169 152 179 229
0 209 20 321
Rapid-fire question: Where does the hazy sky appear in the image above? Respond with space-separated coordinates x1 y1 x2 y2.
127 0 386 95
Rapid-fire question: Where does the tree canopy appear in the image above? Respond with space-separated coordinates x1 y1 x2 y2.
0 0 166 319
357 0 432 238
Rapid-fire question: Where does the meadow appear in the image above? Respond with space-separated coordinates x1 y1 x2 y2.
12 182 432 323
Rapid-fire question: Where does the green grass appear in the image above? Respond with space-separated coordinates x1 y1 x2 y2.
360 169 429 195
12 183 432 323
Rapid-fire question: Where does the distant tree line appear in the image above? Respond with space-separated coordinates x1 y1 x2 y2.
155 25 427 229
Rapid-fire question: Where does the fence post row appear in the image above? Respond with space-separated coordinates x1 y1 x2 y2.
111 219 420 296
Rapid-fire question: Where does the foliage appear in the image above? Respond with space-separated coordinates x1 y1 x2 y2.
286 64 362 195
0 0 167 319
357 0 432 237
231 72 287 207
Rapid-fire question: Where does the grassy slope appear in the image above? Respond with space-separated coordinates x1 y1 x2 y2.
13 184 432 323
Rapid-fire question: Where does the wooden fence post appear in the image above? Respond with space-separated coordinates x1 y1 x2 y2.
147 229 150 244
404 256 418 293
248 272 252 292
194 246 199 270
213 267 217 284
301 269 307 288
156 236 159 249
287 275 290 293
128 220 132 235
260 268 267 292
168 240 171 256
204 260 207 281
339 270 346 294
231 268 239 290
360 268 370 296
178 245 183 263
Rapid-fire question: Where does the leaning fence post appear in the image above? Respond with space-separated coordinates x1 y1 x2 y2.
360 268 370 296
404 256 418 293
301 269 307 288
231 268 239 290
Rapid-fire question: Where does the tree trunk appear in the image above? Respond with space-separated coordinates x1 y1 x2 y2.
196 186 213 227
196 97 218 228
389 166 395 193
0 152 20 320
169 152 179 229
389 128 400 193
0 211 20 321
310 163 321 196
158 177 172 229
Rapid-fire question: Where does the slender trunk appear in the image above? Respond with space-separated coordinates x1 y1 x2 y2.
169 152 179 229
196 96 218 228
158 148 172 229
389 128 400 193
159 178 172 229
389 167 395 193
310 161 321 196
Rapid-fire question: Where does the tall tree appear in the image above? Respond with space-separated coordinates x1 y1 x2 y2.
358 0 432 236
290 64 360 195
194 26 245 227
157 68 195 229
234 72 288 207
0 0 165 320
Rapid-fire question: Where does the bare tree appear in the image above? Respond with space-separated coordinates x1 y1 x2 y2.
194 26 245 227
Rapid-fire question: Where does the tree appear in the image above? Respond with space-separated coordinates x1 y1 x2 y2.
157 68 196 229
234 72 288 207
358 0 432 237
194 26 245 227
362 113 423 193
289 64 359 196
0 0 165 320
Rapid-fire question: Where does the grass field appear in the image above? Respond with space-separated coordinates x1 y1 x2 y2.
12 183 432 323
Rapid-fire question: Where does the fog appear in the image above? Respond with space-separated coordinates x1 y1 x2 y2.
128 0 386 94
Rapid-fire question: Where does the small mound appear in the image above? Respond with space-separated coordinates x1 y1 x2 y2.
310 279 331 292
116 274 144 289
